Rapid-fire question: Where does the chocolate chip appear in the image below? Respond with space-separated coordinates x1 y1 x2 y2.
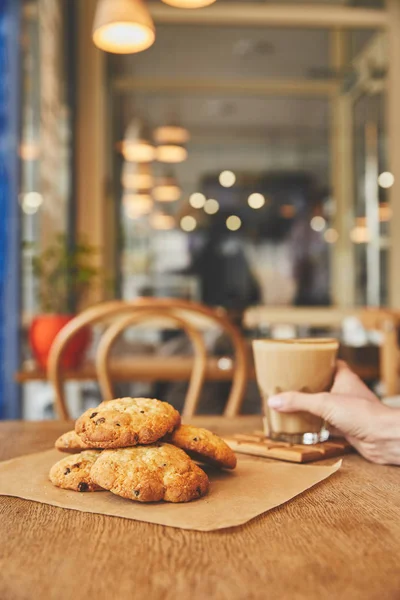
196 486 202 496
162 463 167 467
64 468 71 475
95 418 106 425
72 463 81 469
116 423 121 427
140 410 145 414
90 412 98 419
134 490 140 497
193 437 198 442
78 482 89 492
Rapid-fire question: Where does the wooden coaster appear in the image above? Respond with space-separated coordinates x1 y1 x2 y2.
223 431 352 463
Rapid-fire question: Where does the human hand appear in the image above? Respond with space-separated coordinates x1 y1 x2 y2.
268 361 400 465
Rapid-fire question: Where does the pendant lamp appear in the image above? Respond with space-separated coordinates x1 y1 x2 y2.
121 119 155 163
121 161 154 190
155 125 189 164
160 0 216 8
153 172 181 202
93 0 155 54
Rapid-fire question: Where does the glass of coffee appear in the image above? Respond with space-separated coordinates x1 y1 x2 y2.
252 338 339 445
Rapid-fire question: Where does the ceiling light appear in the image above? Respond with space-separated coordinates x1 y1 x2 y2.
153 174 181 202
22 192 43 209
120 119 155 162
226 215 242 231
154 125 189 164
150 213 175 230
92 0 155 54
324 228 339 244
156 145 187 164
189 193 206 209
121 162 153 190
310 216 326 232
154 126 190 145
204 199 219 215
248 193 265 209
161 0 216 9
180 215 197 232
123 192 153 218
219 171 236 188
378 171 394 189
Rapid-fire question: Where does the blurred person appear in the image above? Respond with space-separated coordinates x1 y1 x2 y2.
268 361 400 465
187 211 261 312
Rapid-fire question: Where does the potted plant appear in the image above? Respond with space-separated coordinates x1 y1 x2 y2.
28 235 99 369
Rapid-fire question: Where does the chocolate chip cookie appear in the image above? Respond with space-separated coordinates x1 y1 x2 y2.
75 397 181 449
168 425 237 470
90 443 209 503
49 450 103 492
55 430 94 453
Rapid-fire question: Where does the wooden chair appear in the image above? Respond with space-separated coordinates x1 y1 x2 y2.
359 308 400 396
47 299 249 420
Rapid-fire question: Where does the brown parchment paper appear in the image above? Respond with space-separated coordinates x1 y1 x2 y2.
0 449 341 531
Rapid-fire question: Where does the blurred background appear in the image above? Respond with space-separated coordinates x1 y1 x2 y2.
2 0 400 419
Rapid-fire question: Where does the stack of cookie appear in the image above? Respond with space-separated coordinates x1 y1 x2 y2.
50 397 237 503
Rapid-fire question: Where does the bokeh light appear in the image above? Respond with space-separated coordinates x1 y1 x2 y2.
248 193 265 209
226 215 242 231
204 199 220 215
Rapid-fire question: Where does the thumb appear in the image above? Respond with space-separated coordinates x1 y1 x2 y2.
268 391 338 422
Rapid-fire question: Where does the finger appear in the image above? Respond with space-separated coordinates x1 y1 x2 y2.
268 391 335 421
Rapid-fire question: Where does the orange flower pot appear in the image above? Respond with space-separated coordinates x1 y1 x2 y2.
29 315 91 370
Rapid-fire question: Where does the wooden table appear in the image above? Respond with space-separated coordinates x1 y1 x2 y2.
15 356 252 383
1 418 400 600
15 355 377 384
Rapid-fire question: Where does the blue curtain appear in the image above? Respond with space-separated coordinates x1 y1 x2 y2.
0 0 21 419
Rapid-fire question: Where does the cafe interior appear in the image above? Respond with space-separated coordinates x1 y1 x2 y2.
2 0 399 422
0 0 400 599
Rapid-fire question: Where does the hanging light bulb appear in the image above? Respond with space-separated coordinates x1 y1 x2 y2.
123 192 153 218
161 0 216 8
154 125 189 164
153 172 181 202
120 119 155 163
92 0 155 54
121 161 154 190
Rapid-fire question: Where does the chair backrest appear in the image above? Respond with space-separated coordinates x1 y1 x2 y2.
47 298 249 419
96 308 208 417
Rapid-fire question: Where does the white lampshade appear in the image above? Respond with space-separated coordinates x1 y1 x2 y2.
121 119 155 163
154 126 190 145
154 125 189 164
121 162 154 190
123 192 153 218
161 0 216 7
156 145 188 164
92 0 155 54
153 175 181 202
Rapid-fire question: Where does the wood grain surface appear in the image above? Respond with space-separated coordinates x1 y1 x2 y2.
1 418 400 600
